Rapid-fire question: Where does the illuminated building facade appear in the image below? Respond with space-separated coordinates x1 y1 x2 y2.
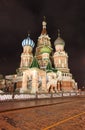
5 19 78 93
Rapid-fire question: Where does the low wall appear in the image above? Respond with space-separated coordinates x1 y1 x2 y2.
0 91 85 101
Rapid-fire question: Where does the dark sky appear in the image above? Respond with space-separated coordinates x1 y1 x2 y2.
0 0 85 88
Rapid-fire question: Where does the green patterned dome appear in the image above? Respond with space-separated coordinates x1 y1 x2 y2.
40 46 51 54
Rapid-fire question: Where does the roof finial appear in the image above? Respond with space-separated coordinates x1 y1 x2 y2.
58 29 60 37
41 16 47 34
43 16 46 22
42 16 46 29
27 30 30 37
28 33 30 37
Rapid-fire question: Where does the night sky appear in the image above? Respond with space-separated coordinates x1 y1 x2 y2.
0 0 85 88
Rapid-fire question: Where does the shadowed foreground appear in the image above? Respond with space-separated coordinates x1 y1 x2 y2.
0 96 85 130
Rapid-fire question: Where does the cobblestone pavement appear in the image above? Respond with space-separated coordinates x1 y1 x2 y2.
0 97 85 130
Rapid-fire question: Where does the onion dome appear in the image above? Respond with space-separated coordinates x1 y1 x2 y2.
54 29 65 46
22 34 35 48
40 45 52 54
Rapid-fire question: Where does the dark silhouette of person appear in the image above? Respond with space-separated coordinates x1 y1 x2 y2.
12 82 17 99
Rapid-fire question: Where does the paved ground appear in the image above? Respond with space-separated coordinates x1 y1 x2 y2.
0 97 78 112
0 96 85 130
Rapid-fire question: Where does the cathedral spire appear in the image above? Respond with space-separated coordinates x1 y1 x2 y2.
41 16 47 35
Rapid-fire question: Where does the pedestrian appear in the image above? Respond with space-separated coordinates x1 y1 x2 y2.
12 92 14 99
13 82 17 92
12 82 17 99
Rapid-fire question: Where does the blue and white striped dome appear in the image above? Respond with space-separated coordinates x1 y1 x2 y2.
22 36 35 48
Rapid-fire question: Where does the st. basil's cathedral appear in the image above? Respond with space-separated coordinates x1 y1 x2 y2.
5 18 77 93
